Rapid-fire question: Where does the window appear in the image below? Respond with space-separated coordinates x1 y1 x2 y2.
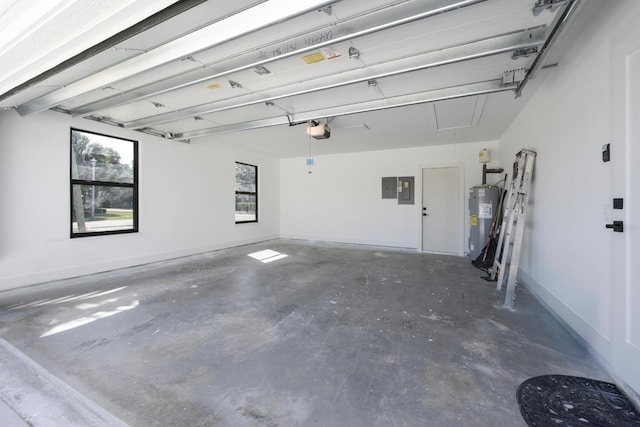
235 162 257 223
70 129 138 237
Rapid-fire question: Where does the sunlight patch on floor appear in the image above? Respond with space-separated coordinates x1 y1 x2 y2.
40 300 139 338
248 249 288 264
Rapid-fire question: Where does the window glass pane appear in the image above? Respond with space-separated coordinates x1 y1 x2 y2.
71 129 135 183
235 163 256 192
72 185 135 234
235 193 256 222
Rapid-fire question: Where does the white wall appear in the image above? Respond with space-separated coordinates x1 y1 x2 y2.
280 140 500 251
499 0 640 396
0 110 280 291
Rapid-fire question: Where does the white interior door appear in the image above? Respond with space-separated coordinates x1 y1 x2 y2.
422 167 459 254
611 16 640 395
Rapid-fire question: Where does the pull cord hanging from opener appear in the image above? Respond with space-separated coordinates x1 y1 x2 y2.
306 135 314 174
306 121 314 174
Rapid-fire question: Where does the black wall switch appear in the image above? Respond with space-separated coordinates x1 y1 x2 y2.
613 198 623 209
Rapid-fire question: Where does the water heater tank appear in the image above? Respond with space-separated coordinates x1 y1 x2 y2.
468 185 501 260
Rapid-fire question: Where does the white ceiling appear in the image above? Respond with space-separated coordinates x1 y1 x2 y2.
0 0 587 158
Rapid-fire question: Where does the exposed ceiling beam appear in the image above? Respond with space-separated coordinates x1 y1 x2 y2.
16 0 337 116
69 0 487 118
124 26 546 130
172 79 517 141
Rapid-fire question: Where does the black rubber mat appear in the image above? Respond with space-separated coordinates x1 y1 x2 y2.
517 375 640 426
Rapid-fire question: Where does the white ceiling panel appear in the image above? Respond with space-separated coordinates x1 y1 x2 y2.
6 1 267 110
273 82 383 115
57 87 130 113
0 0 179 97
198 102 282 126
108 60 205 93
223 45 364 93
328 0 413 20
116 0 267 52
0 0 590 156
0 85 57 109
148 80 251 112
99 83 252 123
57 59 205 111
433 96 483 130
374 54 513 96
190 7 339 66
105 99 179 124
50 2 267 92
32 49 141 90
152 116 223 135
355 1 556 66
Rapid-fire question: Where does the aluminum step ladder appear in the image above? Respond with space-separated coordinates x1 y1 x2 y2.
488 149 536 309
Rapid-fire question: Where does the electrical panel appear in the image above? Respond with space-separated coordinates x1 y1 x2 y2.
382 177 397 199
398 176 414 205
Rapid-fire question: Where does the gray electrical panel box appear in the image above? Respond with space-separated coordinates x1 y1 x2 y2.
382 177 397 199
398 176 414 205
468 185 501 260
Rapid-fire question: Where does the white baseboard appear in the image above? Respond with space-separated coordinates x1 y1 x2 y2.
518 268 640 408
279 233 416 251
0 235 279 292
517 268 611 357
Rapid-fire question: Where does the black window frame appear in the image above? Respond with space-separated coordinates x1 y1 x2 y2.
235 161 258 224
70 128 139 238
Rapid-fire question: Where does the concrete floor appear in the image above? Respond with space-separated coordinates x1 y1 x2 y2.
0 240 610 426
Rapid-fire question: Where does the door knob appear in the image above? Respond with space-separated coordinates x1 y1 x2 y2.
605 221 624 232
